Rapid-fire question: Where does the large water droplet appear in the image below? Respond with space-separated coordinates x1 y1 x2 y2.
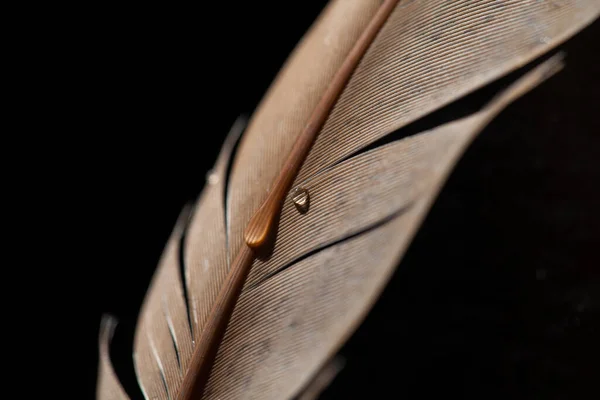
292 187 310 214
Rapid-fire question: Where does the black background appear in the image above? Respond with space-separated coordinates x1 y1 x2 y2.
43 2 599 399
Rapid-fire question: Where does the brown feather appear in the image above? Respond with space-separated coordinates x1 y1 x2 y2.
96 1 599 399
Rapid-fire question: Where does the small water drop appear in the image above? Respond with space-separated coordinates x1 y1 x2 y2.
292 187 310 214
206 170 220 185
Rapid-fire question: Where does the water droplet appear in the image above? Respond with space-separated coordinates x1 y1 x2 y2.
206 170 220 185
292 187 310 214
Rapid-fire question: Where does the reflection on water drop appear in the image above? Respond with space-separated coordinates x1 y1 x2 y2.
292 187 310 214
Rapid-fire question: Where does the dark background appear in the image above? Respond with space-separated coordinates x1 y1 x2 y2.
44 2 598 399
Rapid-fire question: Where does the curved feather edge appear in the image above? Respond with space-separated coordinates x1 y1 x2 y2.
295 357 346 400
96 315 130 400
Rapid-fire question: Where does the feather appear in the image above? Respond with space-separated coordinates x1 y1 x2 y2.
96 316 129 400
296 357 345 400
96 1 599 399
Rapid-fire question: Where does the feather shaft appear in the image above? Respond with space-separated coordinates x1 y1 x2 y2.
178 245 255 399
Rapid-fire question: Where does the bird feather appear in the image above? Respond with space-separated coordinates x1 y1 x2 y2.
96 1 599 399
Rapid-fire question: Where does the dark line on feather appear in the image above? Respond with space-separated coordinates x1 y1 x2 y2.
169 327 182 373
162 296 182 372
160 370 170 400
314 50 563 178
245 202 414 293
148 333 171 400
178 206 195 340
223 114 249 265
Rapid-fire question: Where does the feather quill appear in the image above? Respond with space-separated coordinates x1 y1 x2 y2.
96 1 599 399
